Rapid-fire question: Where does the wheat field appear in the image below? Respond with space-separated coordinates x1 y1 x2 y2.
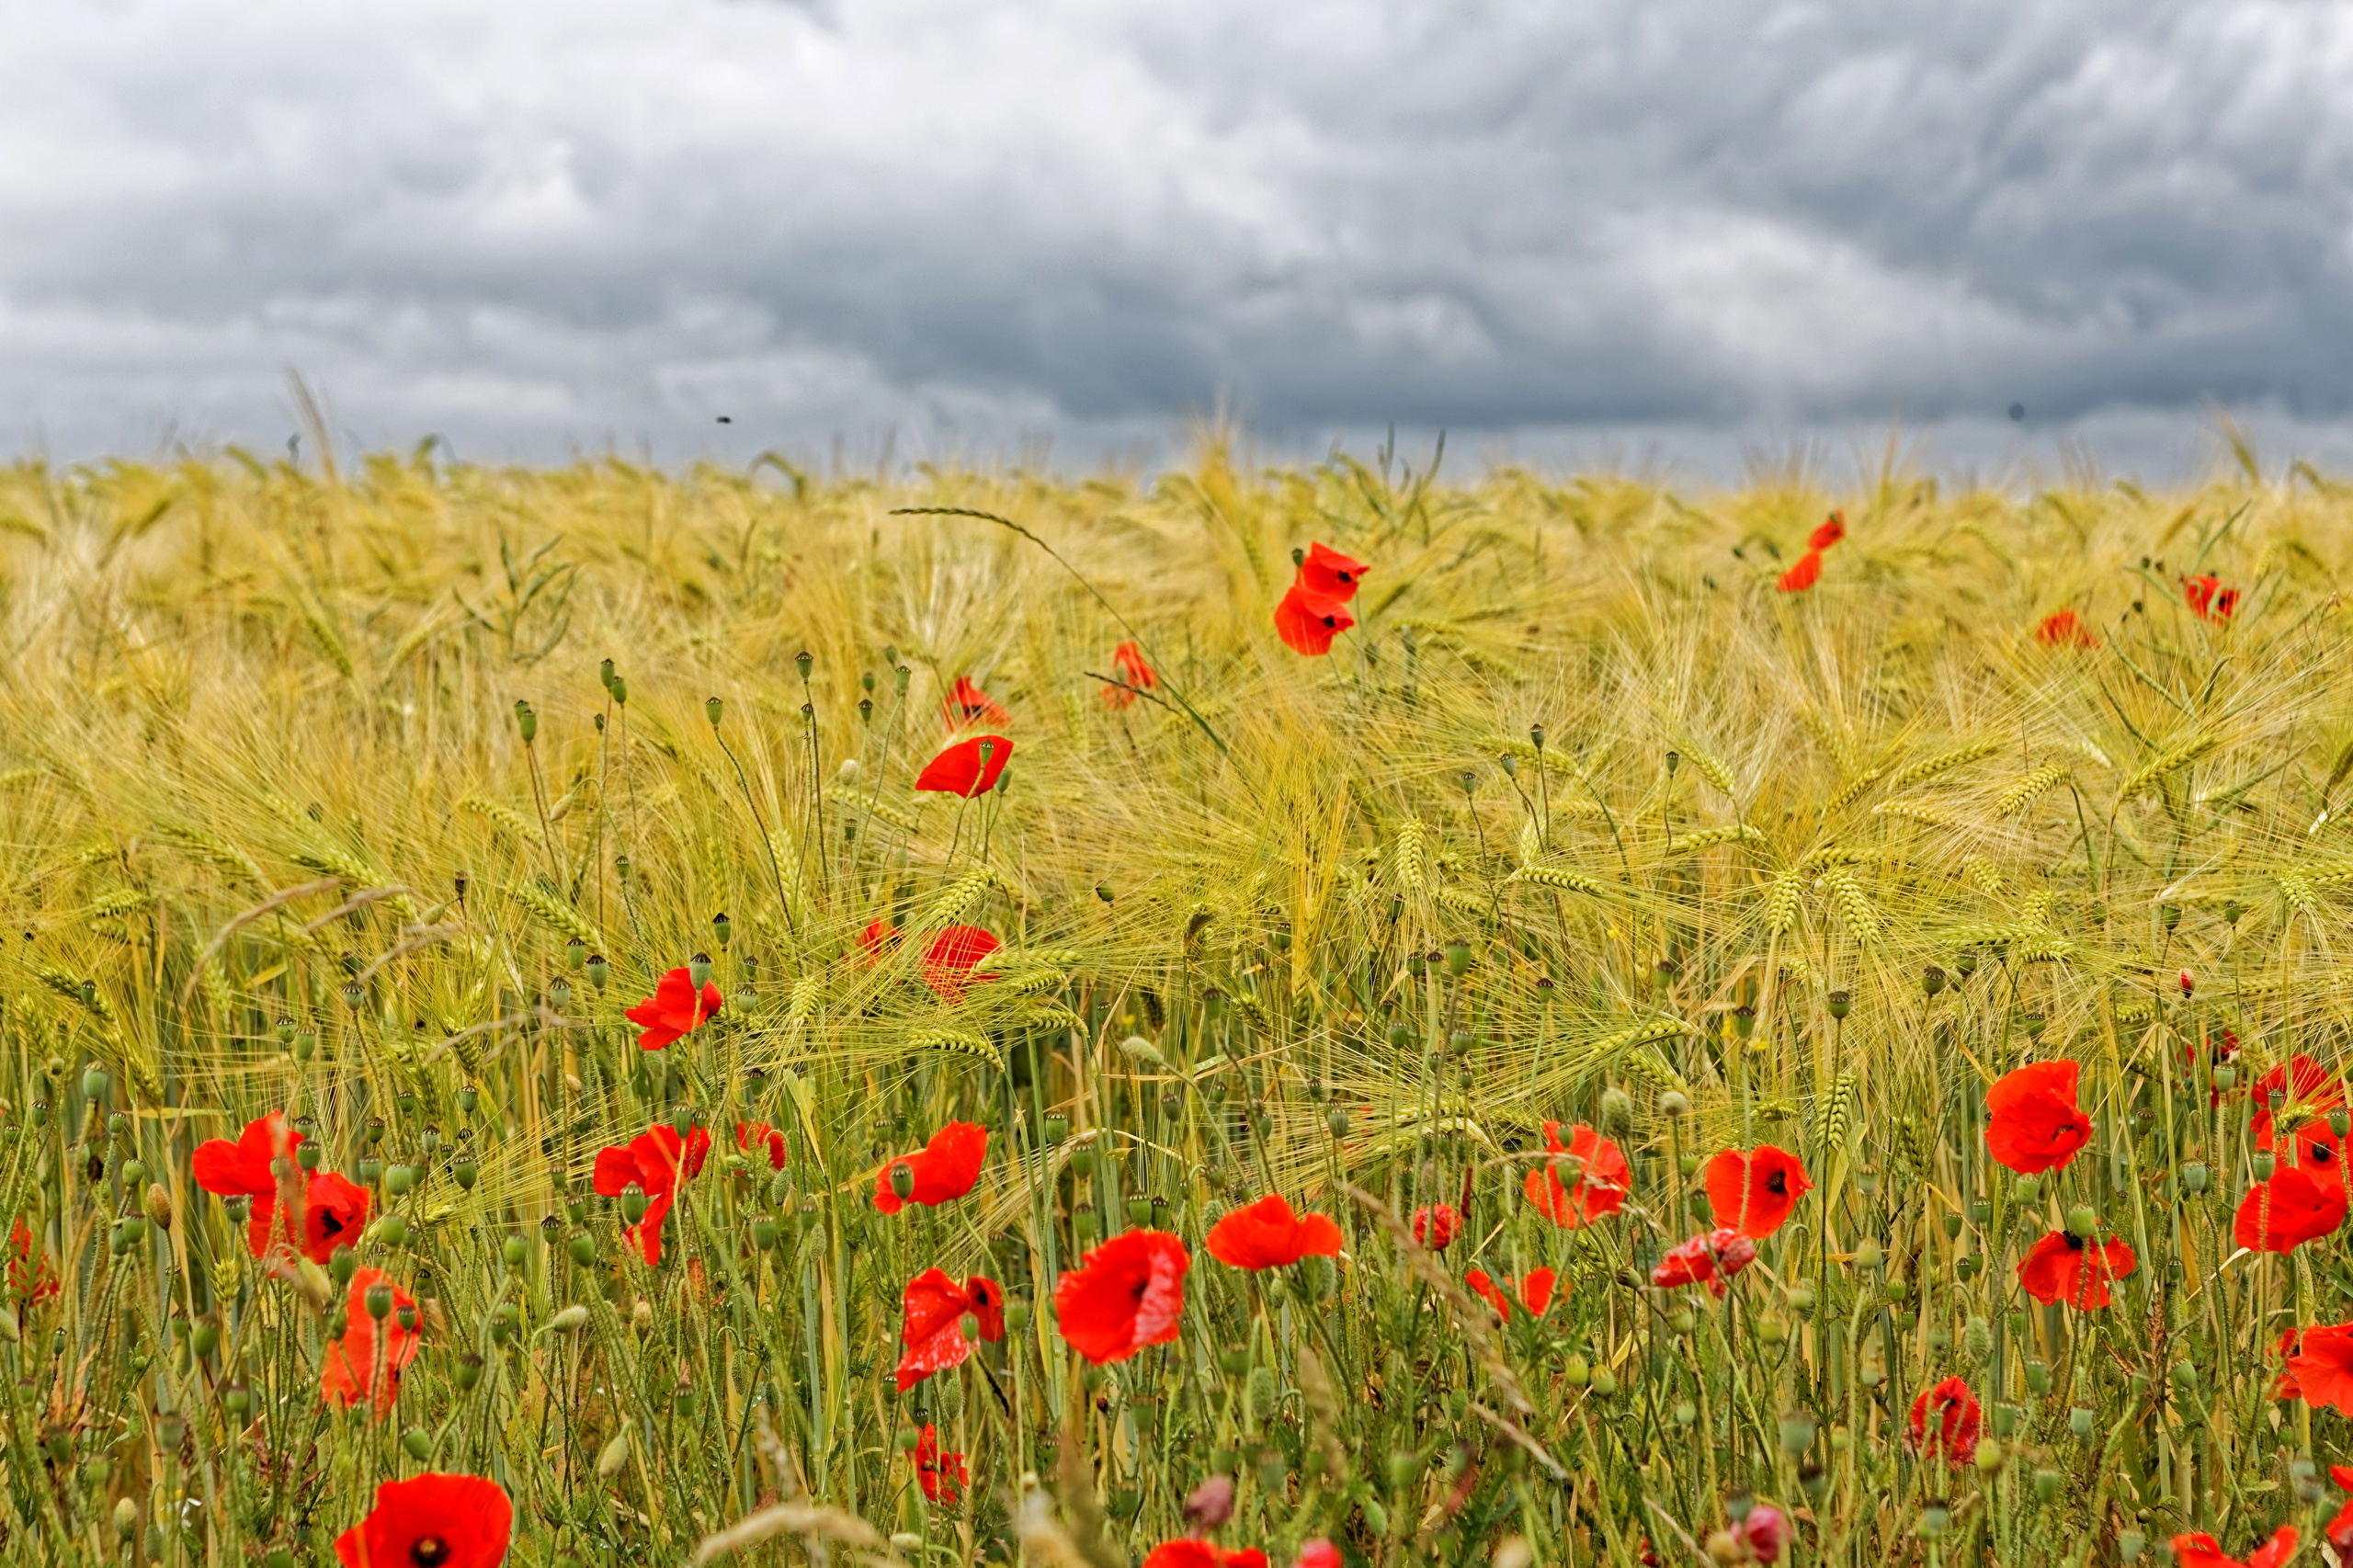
4 435 2353 1567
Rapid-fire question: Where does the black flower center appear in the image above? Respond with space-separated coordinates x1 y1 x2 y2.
410 1537 450 1567
1765 1170 1787 1196
320 1211 347 1238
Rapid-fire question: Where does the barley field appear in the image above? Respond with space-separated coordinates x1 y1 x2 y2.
5 436 2353 1568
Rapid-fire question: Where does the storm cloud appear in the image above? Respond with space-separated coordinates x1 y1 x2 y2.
4 0 2351 471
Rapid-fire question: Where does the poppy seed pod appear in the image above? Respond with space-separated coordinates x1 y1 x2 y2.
688 952 713 990
1826 990 1851 1019
1924 965 1946 996
611 676 628 704
514 699 537 744
705 696 724 727
364 1281 394 1321
144 1183 173 1231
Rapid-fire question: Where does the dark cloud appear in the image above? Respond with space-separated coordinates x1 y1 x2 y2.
3 0 2350 470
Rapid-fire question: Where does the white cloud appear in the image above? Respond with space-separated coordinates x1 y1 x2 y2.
1 0 2351 470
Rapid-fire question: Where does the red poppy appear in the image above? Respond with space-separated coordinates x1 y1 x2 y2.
1105 641 1157 709
321 1267 422 1415
1524 1121 1630 1228
194 1111 301 1198
737 1122 788 1171
1053 1229 1189 1364
2329 1468 2353 1559
1295 1542 1341 1568
2016 1230 2136 1309
8 1215 58 1307
1704 1146 1811 1238
857 917 901 966
1808 512 1846 551
1298 542 1370 602
1984 1060 2093 1176
1907 1376 1981 1466
2277 1328 2304 1400
941 675 1012 730
873 1121 988 1215
1650 1229 1756 1298
2288 1323 2353 1416
625 968 722 1052
1465 1267 1556 1321
2235 1160 2348 1254
334 1471 514 1568
919 926 1001 1003
248 1171 372 1266
914 1424 968 1507
1204 1194 1345 1271
591 1123 712 1266
1778 550 1823 592
1142 1543 1270 1568
2172 1527 2296 1568
2034 609 2100 648
1274 583 1354 656
1411 1204 1459 1250
2184 575 2239 623
895 1267 1006 1391
2252 1055 2347 1153
915 735 1014 798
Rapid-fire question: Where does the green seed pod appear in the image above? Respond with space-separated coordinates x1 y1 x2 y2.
2118 1528 2145 1562
2013 1174 2041 1204
372 1215 409 1247
365 1282 394 1321
750 1217 779 1251
81 1064 111 1104
2064 1205 2097 1238
222 1385 251 1419
455 1353 483 1391
1125 1195 1153 1227
1919 1503 1950 1540
1825 990 1851 1020
453 1158 480 1191
1072 1204 1098 1244
548 1305 591 1334
502 1236 529 1268
2069 1405 2096 1439
1562 1353 1589 1388
1598 1086 1634 1136
2254 1150 2277 1180
1778 1410 1816 1456
402 1427 431 1461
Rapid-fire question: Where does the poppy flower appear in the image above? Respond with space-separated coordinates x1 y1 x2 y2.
1298 542 1369 602
1104 641 1157 709
2171 1528 2296 1568
334 1471 514 1568
194 1111 302 1199
625 968 722 1052
1411 1204 1459 1250
1907 1376 1981 1466
1053 1229 1189 1364
2329 1468 2353 1559
895 1267 1006 1391
1742 1504 1790 1564
1778 551 1823 592
915 735 1014 798
1808 512 1846 551
1650 1229 1756 1299
2277 1329 2305 1400
591 1123 712 1266
2235 1160 2348 1254
1984 1060 2093 1176
737 1122 788 1171
941 675 1012 730
2252 1055 2347 1153
857 917 901 966
1524 1122 1630 1228
919 926 1001 1003
2287 1323 2353 1416
1465 1267 1556 1321
2184 575 2239 623
1274 583 1354 656
914 1425 968 1507
8 1215 58 1307
248 1171 371 1266
872 1121 987 1215
1704 1146 1811 1239
321 1267 422 1415
2016 1229 2136 1309
1295 1543 1341 1568
2034 609 2099 648
1204 1194 1344 1271
1142 1543 1270 1568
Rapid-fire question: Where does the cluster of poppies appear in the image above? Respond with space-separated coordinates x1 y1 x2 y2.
1776 512 1846 593
1273 543 1368 656
2034 570 2240 648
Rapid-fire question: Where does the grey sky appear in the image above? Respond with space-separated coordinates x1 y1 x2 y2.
5 0 2351 475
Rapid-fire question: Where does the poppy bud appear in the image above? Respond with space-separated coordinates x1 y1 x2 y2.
502 1235 529 1267
2118 1528 2145 1562
1588 1369 1618 1398
1598 1086 1633 1136
1660 1090 1690 1119
2069 1405 2096 1438
1972 1438 2006 1473
400 1426 431 1462
549 1304 591 1334
141 1182 174 1232
1778 1410 1815 1456
1918 1504 1950 1540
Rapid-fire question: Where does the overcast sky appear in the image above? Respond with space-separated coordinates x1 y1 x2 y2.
5 0 2352 478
